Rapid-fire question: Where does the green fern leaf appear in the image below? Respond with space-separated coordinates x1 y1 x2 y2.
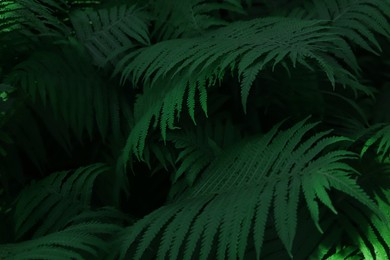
2 0 69 36
13 163 109 239
118 16 366 161
70 4 150 66
149 0 245 40
0 222 121 260
360 123 390 161
299 0 390 53
310 193 390 260
115 118 379 259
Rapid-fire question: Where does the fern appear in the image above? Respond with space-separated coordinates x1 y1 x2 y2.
70 4 150 66
308 194 390 259
118 15 371 161
0 222 121 260
0 1 22 32
0 0 70 36
148 0 245 40
298 0 390 54
360 123 390 162
13 163 109 239
113 118 380 259
0 0 389 259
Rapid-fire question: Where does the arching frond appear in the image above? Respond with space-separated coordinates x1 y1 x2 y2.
113 118 379 259
13 163 109 239
309 192 390 260
298 0 390 54
118 16 370 161
1 207 130 259
0 222 121 260
70 4 150 66
0 1 21 33
360 123 390 162
149 0 245 40
0 0 69 36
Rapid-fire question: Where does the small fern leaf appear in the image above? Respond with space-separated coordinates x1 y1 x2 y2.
324 170 381 217
360 124 390 161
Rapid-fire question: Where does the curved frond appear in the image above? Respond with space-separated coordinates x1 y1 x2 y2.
149 0 245 40
0 222 121 260
0 1 21 33
0 0 69 36
70 4 150 66
119 16 369 161
13 163 109 239
309 193 390 260
113 118 379 259
360 123 390 162
298 0 390 54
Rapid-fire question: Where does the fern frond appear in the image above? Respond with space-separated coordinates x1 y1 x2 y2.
119 16 368 161
309 194 390 260
360 123 390 161
70 4 150 66
1 0 70 36
149 0 245 40
0 1 22 33
114 118 379 259
0 222 121 260
13 163 109 239
299 0 390 54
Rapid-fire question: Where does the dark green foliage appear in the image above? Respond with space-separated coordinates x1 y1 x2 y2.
70 4 150 66
0 0 389 259
0 222 122 259
0 164 128 259
113 118 385 259
13 163 109 239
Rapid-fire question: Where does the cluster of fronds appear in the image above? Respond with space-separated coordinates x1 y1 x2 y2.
0 0 389 259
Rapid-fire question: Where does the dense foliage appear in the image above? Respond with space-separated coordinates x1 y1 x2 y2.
0 0 390 259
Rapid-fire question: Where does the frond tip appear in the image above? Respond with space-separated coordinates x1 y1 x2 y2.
360 123 390 161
